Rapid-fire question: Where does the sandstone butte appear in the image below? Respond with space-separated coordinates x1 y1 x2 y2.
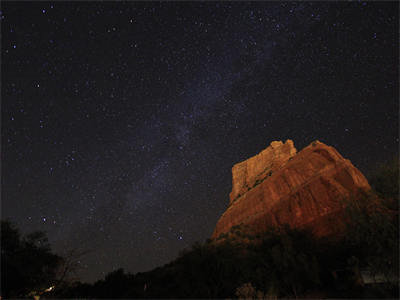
212 140 371 239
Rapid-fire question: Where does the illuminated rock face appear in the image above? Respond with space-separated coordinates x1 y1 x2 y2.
212 140 371 239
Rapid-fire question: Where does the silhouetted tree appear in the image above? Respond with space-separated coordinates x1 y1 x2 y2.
344 159 399 292
370 158 399 208
1 220 63 298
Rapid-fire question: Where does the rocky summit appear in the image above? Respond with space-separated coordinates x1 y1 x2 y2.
212 140 371 239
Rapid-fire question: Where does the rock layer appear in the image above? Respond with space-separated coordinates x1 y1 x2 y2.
212 140 371 239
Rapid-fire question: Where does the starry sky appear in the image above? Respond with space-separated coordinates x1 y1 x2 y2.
2 1 398 282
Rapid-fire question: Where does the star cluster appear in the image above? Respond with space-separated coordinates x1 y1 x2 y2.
2 1 398 282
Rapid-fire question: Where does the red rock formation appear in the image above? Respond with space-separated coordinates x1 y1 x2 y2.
212 140 371 239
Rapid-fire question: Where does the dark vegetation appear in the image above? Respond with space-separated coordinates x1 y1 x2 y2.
0 221 63 298
1 159 398 298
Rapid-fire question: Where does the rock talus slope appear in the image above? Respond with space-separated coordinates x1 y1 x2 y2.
212 140 371 239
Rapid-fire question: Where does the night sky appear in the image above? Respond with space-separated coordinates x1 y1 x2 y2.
2 1 398 282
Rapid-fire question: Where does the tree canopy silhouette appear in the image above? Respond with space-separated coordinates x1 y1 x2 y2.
1 220 63 298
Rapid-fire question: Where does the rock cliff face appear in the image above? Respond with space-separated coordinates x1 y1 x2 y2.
212 140 371 239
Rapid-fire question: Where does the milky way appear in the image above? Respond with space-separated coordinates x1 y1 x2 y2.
2 1 398 282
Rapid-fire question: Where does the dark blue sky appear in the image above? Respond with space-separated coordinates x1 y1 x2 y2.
2 1 398 282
